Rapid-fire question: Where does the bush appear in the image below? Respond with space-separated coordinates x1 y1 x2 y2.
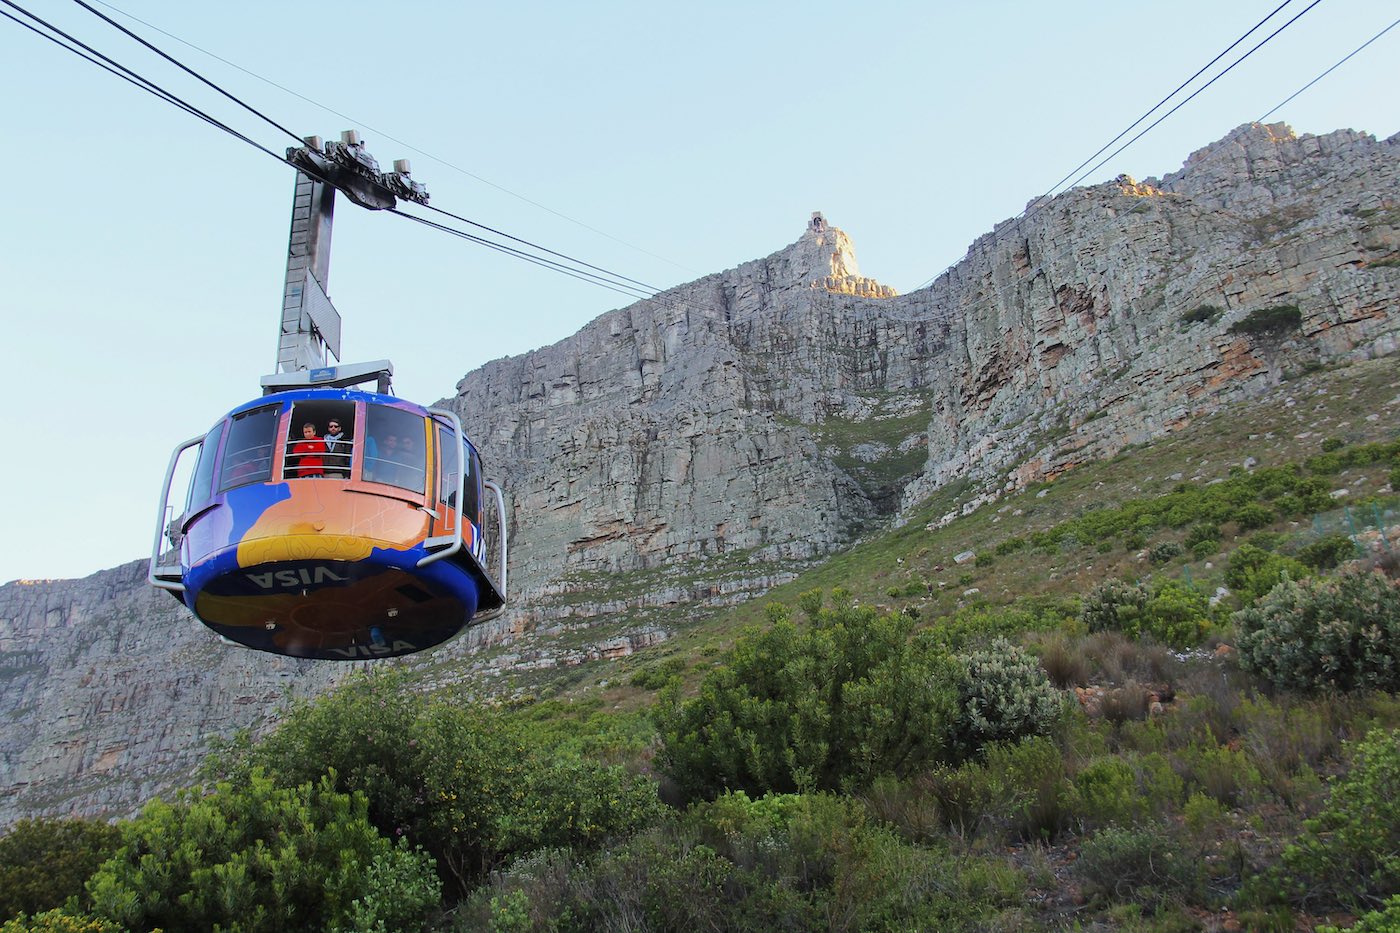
656 602 959 800
1185 522 1221 550
1297 534 1358 570
951 638 1063 759
1227 304 1302 336
0 819 121 920
1234 570 1400 693
995 536 1027 556
1234 502 1276 531
1322 894 1400 933
1305 452 1344 475
1081 579 1215 648
1279 728 1400 912
1075 825 1205 909
220 671 661 897
86 771 440 933
1321 437 1345 453
1081 579 1150 634
1225 544 1310 603
1181 305 1222 325
1177 742 1262 807
1149 541 1183 564
630 657 687 689
1036 634 1090 688
922 737 1072 841
0 912 120 933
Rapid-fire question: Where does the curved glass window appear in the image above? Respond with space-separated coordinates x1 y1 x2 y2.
186 420 225 510
364 406 426 494
463 443 482 524
437 424 460 505
219 405 279 491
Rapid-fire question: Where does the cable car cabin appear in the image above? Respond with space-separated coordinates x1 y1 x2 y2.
150 388 508 660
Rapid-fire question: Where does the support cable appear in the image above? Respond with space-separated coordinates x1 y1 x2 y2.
87 0 699 274
68 0 306 146
1257 15 1400 123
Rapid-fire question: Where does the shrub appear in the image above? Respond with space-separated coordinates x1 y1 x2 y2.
1102 682 1151 724
996 536 1027 556
0 912 120 933
0 818 122 920
1321 437 1345 453
656 603 959 800
1075 825 1205 909
1224 544 1310 603
1149 541 1183 564
86 771 440 933
921 737 1072 841
1181 305 1222 325
1234 502 1276 531
1036 634 1090 688
1227 304 1302 336
1177 742 1262 807
630 657 687 690
1279 728 1400 912
1081 579 1214 648
1322 894 1400 933
1081 579 1150 634
1305 452 1344 475
221 671 660 897
1073 757 1142 827
679 791 1024 930
1185 522 1221 550
1297 533 1358 570
951 638 1063 759
1234 570 1400 693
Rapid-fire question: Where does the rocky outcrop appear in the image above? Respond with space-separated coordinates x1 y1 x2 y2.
0 562 338 821
3 122 1397 827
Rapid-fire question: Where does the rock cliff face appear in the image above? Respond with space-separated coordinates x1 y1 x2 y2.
2 123 1397 826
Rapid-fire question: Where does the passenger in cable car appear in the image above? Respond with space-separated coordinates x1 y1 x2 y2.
290 422 327 477
397 433 424 491
323 418 350 477
365 432 396 484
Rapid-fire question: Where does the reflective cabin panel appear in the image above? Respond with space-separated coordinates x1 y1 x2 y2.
364 405 427 494
219 405 279 490
186 420 225 512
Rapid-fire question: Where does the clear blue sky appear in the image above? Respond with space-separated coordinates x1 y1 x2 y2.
1 0 1396 582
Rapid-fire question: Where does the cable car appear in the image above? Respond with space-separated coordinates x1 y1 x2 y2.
149 387 507 660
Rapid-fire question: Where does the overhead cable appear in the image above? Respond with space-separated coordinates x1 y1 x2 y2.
68 0 306 146
912 0 1325 293
1 0 287 163
1022 0 1295 220
2 0 680 310
1257 15 1400 122
88 0 698 275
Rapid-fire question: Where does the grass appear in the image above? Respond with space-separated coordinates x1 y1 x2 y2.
482 356 1399 707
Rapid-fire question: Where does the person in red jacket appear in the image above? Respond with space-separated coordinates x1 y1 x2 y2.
291 422 327 478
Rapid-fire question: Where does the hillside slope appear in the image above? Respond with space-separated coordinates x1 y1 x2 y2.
1 121 1396 826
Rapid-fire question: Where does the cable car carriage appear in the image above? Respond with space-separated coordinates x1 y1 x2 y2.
150 387 507 660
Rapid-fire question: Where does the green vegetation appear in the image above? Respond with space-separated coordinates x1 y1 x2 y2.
88 772 440 933
0 819 120 920
1235 570 1400 693
1227 304 1303 336
4 360 1400 929
1180 304 1223 325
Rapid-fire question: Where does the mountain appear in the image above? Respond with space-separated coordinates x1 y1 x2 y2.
2 121 1397 826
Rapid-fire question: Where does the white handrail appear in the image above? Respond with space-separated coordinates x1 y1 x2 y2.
483 479 509 601
149 434 204 592
417 408 466 567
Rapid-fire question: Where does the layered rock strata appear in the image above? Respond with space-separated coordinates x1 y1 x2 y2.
3 122 1397 826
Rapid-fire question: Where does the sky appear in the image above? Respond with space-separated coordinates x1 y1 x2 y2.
1 0 1396 582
